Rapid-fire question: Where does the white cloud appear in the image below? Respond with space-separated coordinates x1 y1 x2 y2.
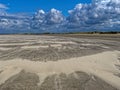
0 3 8 9
66 0 120 31
0 3 8 16
28 0 120 32
0 13 30 31
31 8 64 30
46 8 64 24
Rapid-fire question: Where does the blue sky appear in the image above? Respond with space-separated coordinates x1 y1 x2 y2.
0 0 91 15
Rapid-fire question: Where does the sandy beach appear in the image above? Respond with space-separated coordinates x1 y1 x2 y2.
0 35 120 90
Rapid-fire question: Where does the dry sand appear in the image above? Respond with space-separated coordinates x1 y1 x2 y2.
0 35 120 90
0 51 120 89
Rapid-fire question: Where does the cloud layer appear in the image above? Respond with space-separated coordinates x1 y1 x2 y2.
31 9 64 29
67 0 120 31
0 3 8 9
0 0 120 33
0 3 8 16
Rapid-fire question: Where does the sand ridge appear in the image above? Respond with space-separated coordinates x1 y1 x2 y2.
0 51 120 89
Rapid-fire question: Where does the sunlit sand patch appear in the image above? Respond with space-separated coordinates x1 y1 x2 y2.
51 44 62 48
81 43 100 46
37 40 77 45
0 43 32 46
21 44 62 49
53 41 77 44
101 46 110 49
81 43 110 49
21 45 48 49
0 47 12 51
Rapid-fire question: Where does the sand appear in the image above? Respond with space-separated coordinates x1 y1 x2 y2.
0 51 120 89
0 35 120 90
21 45 48 49
0 47 12 51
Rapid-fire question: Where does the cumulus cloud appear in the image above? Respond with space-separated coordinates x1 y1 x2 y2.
46 8 64 24
0 3 8 16
0 14 30 32
30 0 120 32
30 9 46 29
67 0 120 31
31 8 64 31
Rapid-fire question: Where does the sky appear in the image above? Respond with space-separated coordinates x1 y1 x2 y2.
0 0 120 33
0 0 91 15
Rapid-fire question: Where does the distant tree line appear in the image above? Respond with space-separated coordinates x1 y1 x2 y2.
66 31 120 34
0 31 120 35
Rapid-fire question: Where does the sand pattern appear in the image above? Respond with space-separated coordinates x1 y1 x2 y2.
0 35 120 90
